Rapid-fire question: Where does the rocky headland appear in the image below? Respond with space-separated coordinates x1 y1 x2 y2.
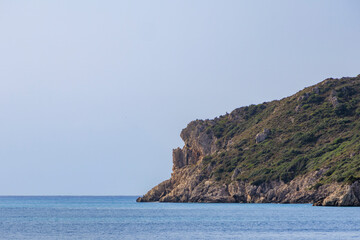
138 76 360 206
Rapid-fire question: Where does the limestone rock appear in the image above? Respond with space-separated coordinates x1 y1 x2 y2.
329 90 339 107
289 117 295 124
298 93 310 102
137 75 360 206
172 120 218 170
313 87 320 94
231 168 241 181
255 128 270 143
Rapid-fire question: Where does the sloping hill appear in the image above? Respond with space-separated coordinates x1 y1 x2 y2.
138 75 360 206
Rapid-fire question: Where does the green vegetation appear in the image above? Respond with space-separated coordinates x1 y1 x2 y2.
201 76 360 186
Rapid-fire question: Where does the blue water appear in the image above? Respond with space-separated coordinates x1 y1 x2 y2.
0 196 360 239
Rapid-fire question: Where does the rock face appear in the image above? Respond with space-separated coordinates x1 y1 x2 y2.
255 129 270 143
329 90 339 107
137 76 360 206
172 120 217 170
138 120 360 205
138 142 360 205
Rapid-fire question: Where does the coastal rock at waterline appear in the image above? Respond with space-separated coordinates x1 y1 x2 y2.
138 75 360 206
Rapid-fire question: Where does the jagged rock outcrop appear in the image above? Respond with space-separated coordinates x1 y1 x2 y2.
138 156 360 205
231 168 241 181
137 75 360 206
172 120 217 170
329 90 339 107
255 128 270 143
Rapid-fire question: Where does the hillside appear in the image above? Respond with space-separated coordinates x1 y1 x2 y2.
137 75 360 206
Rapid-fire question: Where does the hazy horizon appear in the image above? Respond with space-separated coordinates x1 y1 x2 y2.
1 0 360 195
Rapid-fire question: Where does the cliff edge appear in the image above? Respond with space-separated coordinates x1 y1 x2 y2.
138 75 360 206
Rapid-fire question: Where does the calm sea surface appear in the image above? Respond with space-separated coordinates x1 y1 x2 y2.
0 196 359 239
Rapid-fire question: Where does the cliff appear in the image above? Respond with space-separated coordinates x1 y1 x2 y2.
137 75 360 206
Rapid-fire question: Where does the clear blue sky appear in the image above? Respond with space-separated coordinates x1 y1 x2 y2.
0 1 359 195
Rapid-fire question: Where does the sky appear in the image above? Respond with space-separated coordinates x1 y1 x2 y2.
0 0 359 195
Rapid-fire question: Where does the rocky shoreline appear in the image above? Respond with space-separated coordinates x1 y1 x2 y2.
137 166 360 206
138 76 360 206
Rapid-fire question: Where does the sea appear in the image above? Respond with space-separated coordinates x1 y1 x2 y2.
0 196 359 240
